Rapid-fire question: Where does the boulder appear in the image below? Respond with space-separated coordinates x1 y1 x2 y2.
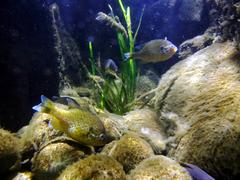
154 41 240 178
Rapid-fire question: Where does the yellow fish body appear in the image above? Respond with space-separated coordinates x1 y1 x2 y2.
125 39 178 63
33 95 112 146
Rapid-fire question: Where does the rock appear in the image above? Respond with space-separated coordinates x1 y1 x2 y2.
57 154 126 180
0 129 20 174
101 132 154 173
169 118 240 179
154 41 239 140
123 108 167 154
19 112 63 160
154 41 240 178
32 142 86 179
211 0 240 44
98 111 127 140
136 73 158 98
128 155 192 180
178 28 216 59
60 86 92 98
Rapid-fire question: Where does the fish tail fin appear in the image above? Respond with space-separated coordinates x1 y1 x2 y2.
124 52 132 61
32 95 54 113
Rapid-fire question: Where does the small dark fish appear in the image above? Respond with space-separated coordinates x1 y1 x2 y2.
104 59 118 72
181 163 215 180
51 96 81 109
125 38 178 63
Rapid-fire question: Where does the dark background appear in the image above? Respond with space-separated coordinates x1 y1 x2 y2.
0 0 209 131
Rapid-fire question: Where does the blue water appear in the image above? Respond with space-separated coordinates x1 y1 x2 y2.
0 0 209 130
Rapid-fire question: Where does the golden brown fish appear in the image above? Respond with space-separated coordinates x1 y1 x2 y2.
125 39 178 63
32 95 112 146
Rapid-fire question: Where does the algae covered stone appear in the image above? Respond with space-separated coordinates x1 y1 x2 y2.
153 41 240 178
153 41 240 145
32 142 86 179
169 118 240 179
123 108 166 154
101 132 154 172
0 128 20 174
128 155 192 180
57 154 126 180
19 112 63 159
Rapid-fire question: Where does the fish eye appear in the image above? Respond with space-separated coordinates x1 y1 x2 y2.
160 46 167 53
99 133 105 140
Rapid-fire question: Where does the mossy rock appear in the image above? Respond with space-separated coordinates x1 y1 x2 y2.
153 41 240 149
57 154 126 180
123 108 166 154
169 118 240 179
19 112 63 159
128 155 192 180
32 142 86 179
0 129 20 174
101 132 154 173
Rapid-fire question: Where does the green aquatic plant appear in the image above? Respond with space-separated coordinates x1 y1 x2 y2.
88 0 144 114
88 41 97 75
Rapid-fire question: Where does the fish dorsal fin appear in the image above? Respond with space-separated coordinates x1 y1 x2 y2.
135 43 145 51
164 37 167 40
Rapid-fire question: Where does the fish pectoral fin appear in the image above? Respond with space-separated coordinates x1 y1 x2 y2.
49 116 65 132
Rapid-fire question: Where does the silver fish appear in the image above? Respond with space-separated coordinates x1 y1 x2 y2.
125 38 178 63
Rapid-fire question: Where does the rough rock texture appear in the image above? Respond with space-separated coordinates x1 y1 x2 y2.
211 0 240 43
128 155 192 180
19 112 63 160
154 41 240 178
101 132 154 173
123 108 166 154
0 129 20 174
178 0 240 59
169 118 240 179
32 142 86 179
98 111 127 140
178 28 216 59
154 41 239 136
57 154 126 180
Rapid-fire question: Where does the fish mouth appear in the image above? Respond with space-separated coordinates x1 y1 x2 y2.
168 46 178 54
171 46 178 53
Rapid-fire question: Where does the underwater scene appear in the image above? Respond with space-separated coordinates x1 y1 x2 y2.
0 0 240 179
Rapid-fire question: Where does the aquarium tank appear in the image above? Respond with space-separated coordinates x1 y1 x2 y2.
0 0 240 179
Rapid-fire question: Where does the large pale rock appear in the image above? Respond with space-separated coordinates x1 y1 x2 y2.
169 118 240 179
154 41 239 137
154 41 240 178
123 108 167 154
128 155 192 180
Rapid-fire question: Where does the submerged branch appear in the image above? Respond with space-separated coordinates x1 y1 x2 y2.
96 12 128 38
